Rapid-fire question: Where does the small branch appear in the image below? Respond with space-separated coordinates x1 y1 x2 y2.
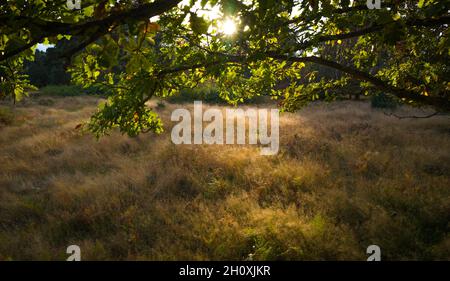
0 0 182 62
293 15 450 50
267 54 450 112
383 111 445 119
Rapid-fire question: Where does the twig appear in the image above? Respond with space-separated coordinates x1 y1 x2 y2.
383 111 445 119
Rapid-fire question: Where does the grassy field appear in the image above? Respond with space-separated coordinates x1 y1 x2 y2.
0 96 449 260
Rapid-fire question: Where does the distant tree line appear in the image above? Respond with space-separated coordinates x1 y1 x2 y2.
24 41 72 88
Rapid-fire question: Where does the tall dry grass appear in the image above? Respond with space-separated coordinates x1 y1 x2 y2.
0 96 449 260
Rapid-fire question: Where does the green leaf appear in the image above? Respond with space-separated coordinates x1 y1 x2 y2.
83 6 95 17
190 13 209 34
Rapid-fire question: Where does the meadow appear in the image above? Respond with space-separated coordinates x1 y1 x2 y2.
0 95 449 260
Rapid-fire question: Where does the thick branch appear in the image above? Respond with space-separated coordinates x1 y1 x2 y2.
157 55 243 77
156 49 449 111
296 15 450 50
268 54 450 111
0 0 182 62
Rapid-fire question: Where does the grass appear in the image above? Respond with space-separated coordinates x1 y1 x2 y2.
0 96 449 260
0 107 14 126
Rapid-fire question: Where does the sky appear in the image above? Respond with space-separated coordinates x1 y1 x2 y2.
36 43 53 51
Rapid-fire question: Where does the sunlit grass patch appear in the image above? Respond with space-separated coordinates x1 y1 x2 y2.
0 97 449 260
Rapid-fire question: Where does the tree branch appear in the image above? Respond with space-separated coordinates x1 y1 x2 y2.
268 54 450 111
0 0 182 62
155 48 450 111
295 15 450 50
383 111 446 119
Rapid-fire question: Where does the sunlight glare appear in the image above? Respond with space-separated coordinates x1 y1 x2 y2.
221 18 237 35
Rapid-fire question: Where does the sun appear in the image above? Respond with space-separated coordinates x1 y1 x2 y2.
220 18 237 35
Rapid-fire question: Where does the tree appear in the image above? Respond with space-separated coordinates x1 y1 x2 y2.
1 0 449 136
24 40 73 87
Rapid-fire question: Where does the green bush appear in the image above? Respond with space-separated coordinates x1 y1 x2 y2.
0 107 14 126
83 85 113 96
156 101 166 109
166 87 226 104
39 85 112 97
39 85 82 96
371 92 398 109
166 86 268 104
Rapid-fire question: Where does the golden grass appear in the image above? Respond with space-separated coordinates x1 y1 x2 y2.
0 96 449 260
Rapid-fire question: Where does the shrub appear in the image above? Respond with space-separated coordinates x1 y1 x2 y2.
39 85 112 97
166 87 226 104
166 86 269 105
83 85 113 96
39 85 82 96
371 92 398 109
156 101 166 109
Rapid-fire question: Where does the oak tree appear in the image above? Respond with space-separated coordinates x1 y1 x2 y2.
1 0 449 135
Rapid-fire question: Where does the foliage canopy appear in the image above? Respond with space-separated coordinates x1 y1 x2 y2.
1 0 449 135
